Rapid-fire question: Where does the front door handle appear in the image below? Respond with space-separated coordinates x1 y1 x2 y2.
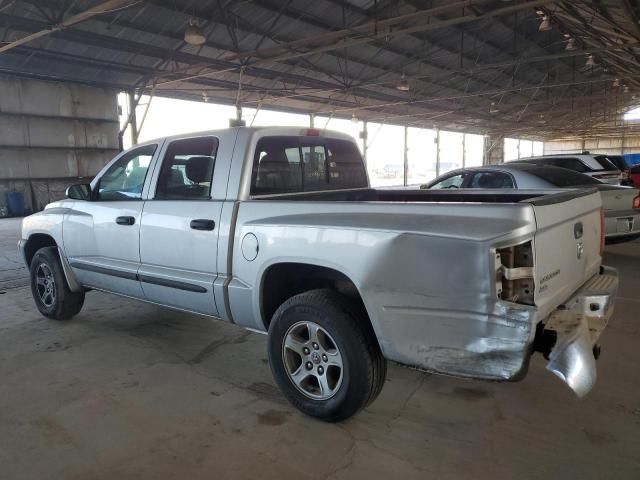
190 219 216 231
116 216 135 226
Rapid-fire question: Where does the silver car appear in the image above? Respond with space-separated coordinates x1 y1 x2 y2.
422 163 640 242
507 153 622 185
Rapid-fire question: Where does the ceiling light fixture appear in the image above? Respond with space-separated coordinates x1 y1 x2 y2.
613 78 620 87
184 19 206 46
538 15 552 32
585 54 596 67
565 38 576 51
396 73 410 92
489 102 499 114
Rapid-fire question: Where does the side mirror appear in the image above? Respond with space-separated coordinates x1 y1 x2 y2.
66 183 92 201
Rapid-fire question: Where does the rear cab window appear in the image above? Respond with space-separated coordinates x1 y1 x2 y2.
250 136 367 195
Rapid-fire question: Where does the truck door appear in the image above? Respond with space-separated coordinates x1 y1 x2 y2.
138 135 225 316
63 143 159 298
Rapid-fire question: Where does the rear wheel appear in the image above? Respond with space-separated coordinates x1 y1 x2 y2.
30 247 84 320
268 289 386 422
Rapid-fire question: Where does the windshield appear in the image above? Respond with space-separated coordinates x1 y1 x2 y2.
526 167 602 186
593 155 619 171
606 155 625 170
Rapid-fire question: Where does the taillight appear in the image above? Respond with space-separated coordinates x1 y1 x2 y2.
305 128 320 136
495 241 535 305
633 195 640 209
600 208 605 256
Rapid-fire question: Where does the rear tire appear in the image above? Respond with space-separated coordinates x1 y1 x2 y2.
268 289 386 422
30 247 85 320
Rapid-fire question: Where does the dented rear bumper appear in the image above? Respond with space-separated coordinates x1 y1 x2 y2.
536 266 618 397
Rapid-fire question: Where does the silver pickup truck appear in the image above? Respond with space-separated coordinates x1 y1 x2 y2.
19 127 618 421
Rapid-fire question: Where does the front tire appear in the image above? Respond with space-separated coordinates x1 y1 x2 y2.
268 289 386 422
30 247 85 320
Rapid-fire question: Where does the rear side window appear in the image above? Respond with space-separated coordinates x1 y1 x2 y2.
250 136 367 195
155 136 218 200
526 167 601 186
468 171 515 188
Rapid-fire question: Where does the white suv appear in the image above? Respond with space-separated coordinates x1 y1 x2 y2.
509 153 622 185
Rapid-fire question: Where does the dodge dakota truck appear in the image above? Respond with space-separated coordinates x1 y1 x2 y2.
19 127 618 421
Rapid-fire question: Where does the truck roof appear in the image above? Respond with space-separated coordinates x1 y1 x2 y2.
137 126 356 146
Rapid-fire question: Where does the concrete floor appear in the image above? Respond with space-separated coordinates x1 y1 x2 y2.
1 217 639 480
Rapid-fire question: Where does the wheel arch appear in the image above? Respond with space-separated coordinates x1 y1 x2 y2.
24 233 83 293
259 262 378 344
23 233 57 267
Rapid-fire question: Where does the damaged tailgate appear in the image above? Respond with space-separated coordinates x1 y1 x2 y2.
528 189 618 396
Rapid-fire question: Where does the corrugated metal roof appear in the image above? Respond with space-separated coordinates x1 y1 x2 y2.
1 0 639 138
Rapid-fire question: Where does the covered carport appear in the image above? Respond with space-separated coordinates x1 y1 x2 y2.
1 1 640 479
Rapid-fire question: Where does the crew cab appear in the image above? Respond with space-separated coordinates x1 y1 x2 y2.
19 127 618 421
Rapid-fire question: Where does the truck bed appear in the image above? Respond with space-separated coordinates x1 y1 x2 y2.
252 187 595 205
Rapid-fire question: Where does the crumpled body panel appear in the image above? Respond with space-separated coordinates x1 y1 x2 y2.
543 267 618 396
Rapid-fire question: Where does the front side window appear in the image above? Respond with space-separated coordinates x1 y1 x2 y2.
429 173 467 189
250 136 367 195
97 144 156 200
469 171 515 188
155 136 218 200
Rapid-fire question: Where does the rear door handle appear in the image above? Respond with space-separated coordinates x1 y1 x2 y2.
190 219 216 231
116 216 135 226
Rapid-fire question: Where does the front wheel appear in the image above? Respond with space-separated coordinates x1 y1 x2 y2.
30 247 85 320
268 289 386 422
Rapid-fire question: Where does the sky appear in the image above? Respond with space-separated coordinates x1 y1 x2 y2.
624 106 640 121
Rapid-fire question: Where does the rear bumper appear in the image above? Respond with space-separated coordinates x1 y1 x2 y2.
536 266 618 397
604 210 640 240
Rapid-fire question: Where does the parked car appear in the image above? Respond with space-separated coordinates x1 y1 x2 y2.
606 155 631 185
421 163 640 243
508 152 622 184
20 127 618 421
